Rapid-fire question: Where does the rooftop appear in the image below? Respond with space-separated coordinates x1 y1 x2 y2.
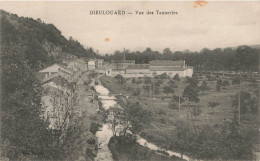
150 66 185 71
38 63 73 73
126 64 150 69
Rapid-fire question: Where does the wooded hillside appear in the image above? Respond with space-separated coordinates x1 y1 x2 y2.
1 10 97 72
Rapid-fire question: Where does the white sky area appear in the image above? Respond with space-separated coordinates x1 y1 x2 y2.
0 1 259 54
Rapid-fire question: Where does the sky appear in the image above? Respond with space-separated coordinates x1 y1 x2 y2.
0 1 260 54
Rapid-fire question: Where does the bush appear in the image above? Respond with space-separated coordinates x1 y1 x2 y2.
216 79 222 92
170 118 254 160
172 95 184 103
90 122 101 135
132 88 140 96
160 118 167 124
156 109 167 115
168 101 178 110
207 75 217 81
222 80 230 88
87 138 96 144
158 73 169 79
232 77 240 85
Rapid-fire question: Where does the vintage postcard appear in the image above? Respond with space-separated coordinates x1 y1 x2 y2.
0 1 259 161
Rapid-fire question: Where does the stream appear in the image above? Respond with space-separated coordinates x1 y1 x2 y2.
94 81 193 161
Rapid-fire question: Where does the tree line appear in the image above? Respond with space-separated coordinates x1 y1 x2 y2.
103 46 259 72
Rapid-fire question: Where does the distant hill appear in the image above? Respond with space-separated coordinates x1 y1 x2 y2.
0 10 97 71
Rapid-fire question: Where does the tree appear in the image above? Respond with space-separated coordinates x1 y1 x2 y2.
222 80 230 89
183 81 200 103
249 97 258 114
131 78 136 85
173 74 180 82
232 77 240 85
191 105 202 120
154 86 160 95
154 81 161 95
218 115 254 160
170 116 254 160
208 102 220 114
132 88 141 97
170 122 192 159
232 91 251 114
109 105 126 136
163 86 174 97
168 79 175 88
172 95 184 104
135 79 142 86
199 80 209 94
216 79 222 92
183 77 200 134
1 41 54 159
142 85 150 96
173 74 182 112
115 74 125 86
168 100 178 110
144 76 151 85
158 73 169 79
110 102 152 136
123 102 152 135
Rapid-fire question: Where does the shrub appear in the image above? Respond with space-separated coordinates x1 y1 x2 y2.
87 138 96 144
222 80 230 88
216 79 222 92
160 118 167 124
90 122 101 135
156 109 167 115
171 96 181 102
168 101 178 110
232 77 240 85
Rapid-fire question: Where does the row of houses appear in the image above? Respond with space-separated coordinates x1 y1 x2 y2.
36 62 82 130
88 59 193 78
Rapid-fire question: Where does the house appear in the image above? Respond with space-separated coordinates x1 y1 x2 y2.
36 64 74 82
126 64 150 74
104 60 136 76
99 59 193 78
96 59 104 68
68 59 87 71
88 59 96 70
125 64 151 77
41 76 75 130
97 65 106 75
149 60 193 78
111 60 135 70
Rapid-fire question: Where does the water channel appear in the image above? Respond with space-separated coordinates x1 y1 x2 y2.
94 81 193 161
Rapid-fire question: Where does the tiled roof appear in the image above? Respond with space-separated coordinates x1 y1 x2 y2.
149 60 184 66
38 63 73 74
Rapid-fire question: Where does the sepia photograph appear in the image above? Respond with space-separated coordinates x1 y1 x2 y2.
0 1 259 161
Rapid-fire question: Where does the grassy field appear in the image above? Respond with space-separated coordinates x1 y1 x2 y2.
100 75 259 151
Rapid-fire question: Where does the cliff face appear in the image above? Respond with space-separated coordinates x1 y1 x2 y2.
0 10 97 72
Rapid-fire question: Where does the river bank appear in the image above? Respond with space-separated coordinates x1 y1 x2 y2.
98 76 189 161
